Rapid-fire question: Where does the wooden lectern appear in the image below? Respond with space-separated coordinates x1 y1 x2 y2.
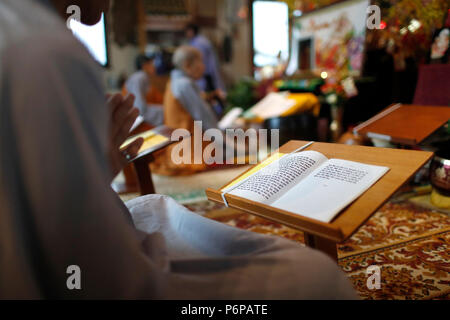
353 104 450 146
206 141 433 260
113 125 176 195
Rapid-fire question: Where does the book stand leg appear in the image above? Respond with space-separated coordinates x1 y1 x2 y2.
304 233 338 262
111 163 140 194
133 155 156 195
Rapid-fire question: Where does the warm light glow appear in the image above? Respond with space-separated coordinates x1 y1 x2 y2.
408 19 421 33
379 20 386 30
321 71 328 79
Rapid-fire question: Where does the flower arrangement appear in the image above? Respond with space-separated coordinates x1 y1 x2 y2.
320 76 358 140
320 81 346 108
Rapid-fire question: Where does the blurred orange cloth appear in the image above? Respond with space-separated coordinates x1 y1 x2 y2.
250 92 321 123
122 85 164 105
283 93 320 117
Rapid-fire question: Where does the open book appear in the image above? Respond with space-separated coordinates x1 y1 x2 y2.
221 151 389 223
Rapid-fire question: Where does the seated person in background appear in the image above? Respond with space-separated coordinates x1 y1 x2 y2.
151 46 220 175
123 54 164 127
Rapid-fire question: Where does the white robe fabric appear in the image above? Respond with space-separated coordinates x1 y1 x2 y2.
127 195 358 299
0 0 357 299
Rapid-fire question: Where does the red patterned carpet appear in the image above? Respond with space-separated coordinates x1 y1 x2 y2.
185 200 450 300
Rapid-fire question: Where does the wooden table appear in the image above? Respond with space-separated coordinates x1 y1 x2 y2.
206 140 433 260
353 104 450 146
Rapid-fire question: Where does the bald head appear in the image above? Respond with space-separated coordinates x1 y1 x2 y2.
172 46 202 69
172 46 205 80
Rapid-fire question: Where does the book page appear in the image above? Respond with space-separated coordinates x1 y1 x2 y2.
226 151 328 204
221 152 285 190
120 130 169 155
247 92 296 119
271 158 389 222
218 107 243 130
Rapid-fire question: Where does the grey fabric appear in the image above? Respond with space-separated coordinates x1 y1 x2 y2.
0 0 163 299
0 0 357 299
170 69 219 130
125 70 164 126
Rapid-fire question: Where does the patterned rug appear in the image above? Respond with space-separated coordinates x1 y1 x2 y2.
185 200 450 300
116 166 252 204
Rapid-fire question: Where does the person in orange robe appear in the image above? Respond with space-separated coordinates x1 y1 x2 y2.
151 46 220 176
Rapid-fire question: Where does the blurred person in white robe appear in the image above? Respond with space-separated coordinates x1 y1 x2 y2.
0 0 357 299
124 54 164 127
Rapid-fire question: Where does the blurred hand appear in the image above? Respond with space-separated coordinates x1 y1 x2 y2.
106 93 144 179
203 89 226 103
215 89 226 101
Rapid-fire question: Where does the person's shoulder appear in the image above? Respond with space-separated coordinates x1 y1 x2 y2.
3 31 100 86
197 35 210 43
1 0 63 46
170 71 196 98
125 71 149 91
0 0 97 72
173 75 194 91
194 35 212 47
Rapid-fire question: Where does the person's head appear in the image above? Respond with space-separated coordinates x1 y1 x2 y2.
51 0 110 26
172 46 205 80
136 54 156 76
185 24 200 40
